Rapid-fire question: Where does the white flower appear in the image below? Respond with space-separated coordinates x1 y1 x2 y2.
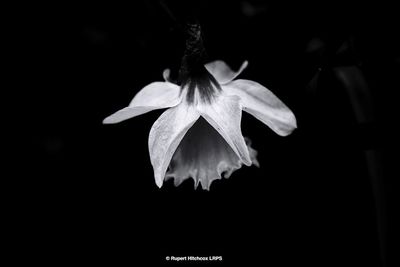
103 60 297 190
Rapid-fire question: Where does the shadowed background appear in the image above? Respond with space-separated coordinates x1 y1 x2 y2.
16 0 398 265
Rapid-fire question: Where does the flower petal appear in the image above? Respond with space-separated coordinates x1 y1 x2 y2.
196 94 252 166
205 60 248 85
148 101 200 188
103 82 181 124
224 79 297 136
162 69 171 82
165 118 259 190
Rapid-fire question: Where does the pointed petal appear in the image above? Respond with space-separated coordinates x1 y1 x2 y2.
128 82 181 108
196 94 252 166
205 60 248 85
103 106 157 124
148 102 200 188
103 82 181 124
166 118 259 190
224 79 297 136
162 69 171 82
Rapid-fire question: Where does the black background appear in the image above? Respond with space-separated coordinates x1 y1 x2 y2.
14 0 398 265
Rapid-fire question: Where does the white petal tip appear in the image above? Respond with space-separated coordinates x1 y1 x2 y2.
243 159 252 166
266 112 297 136
277 130 294 137
277 118 298 136
155 178 163 188
162 69 170 82
102 117 117 124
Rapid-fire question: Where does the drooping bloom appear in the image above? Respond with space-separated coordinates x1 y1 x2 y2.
103 24 297 190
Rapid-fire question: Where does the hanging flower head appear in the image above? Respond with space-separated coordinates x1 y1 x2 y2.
103 23 297 190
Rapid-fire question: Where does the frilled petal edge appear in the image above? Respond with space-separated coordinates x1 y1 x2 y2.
165 118 259 190
205 60 248 85
224 79 297 136
103 82 181 124
148 101 200 188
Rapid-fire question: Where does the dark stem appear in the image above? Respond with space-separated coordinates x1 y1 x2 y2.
179 22 208 82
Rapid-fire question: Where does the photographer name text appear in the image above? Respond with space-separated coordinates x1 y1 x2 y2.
165 256 223 262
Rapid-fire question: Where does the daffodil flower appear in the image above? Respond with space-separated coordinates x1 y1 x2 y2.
103 24 297 190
